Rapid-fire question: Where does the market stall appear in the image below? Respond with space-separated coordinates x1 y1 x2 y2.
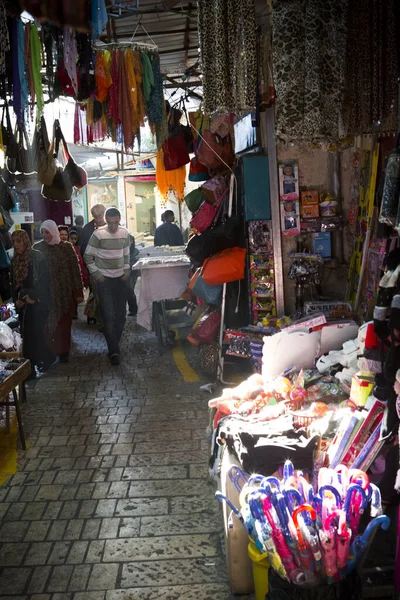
208 315 395 597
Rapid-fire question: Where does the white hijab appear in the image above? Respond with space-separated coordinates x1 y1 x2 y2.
40 219 61 245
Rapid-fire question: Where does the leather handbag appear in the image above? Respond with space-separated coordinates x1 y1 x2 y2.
185 217 240 267
162 135 190 171
202 247 247 286
202 175 228 205
193 274 222 305
184 188 203 214
196 130 235 170
188 311 221 346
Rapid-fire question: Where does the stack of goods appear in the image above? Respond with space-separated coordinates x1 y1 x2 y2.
0 322 21 352
225 325 279 373
217 462 389 588
249 222 276 324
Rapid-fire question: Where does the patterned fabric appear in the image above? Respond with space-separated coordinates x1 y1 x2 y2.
11 230 31 290
0 0 9 76
34 240 83 335
84 226 130 281
272 0 348 143
346 0 400 135
63 28 78 96
198 0 257 115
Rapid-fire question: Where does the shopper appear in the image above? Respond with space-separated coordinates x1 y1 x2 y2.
35 220 84 363
154 210 184 247
69 229 89 318
58 225 69 242
10 230 54 375
84 207 130 365
80 204 106 256
73 215 84 245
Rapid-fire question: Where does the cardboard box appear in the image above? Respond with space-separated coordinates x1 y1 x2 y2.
301 190 319 218
312 232 331 259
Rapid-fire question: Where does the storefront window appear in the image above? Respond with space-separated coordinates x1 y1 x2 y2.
87 180 118 211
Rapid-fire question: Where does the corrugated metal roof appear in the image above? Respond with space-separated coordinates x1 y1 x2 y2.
106 1 199 77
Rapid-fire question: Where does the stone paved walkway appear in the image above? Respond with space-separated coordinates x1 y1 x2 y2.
0 318 231 599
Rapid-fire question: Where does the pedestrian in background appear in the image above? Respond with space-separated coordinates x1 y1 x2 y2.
80 204 106 256
35 220 83 363
154 210 184 247
84 208 130 365
69 229 89 318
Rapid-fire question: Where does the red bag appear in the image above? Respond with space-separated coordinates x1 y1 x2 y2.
190 202 218 233
162 135 190 171
196 130 235 170
189 156 209 182
187 311 221 346
202 247 246 286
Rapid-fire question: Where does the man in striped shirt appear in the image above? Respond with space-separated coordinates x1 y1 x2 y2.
84 207 130 365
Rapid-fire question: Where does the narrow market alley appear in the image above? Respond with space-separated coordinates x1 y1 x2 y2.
0 319 231 600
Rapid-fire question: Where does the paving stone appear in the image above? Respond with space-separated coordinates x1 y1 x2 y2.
68 564 91 591
114 498 168 518
43 502 63 520
47 565 74 592
60 501 80 520
63 520 84 540
127 452 209 467
66 541 89 565
27 566 52 593
36 486 64 501
47 542 71 565
87 563 119 590
169 496 221 515
140 514 221 537
94 499 116 518
105 584 231 600
24 520 52 541
120 557 226 588
48 520 68 541
2 501 25 521
0 542 29 565
103 534 219 562
81 519 100 540
75 593 105 600
85 540 105 564
121 466 187 481
21 502 47 521
107 482 129 498
78 500 97 519
0 567 31 594
24 542 53 565
0 521 29 541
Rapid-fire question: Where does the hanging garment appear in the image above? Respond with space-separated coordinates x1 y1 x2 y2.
41 24 55 102
30 24 44 119
124 49 137 112
76 32 95 102
91 0 108 40
198 0 257 115
141 51 154 103
118 49 133 149
11 19 21 121
24 23 35 117
272 0 348 143
0 0 9 76
258 28 275 109
156 149 186 203
132 50 146 131
148 54 168 148
346 0 400 135
63 28 78 96
17 19 28 120
107 50 120 140
95 51 111 102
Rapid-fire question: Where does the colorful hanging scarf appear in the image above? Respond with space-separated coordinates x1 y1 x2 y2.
30 24 44 120
141 51 154 102
132 50 145 131
107 50 120 140
11 19 21 121
124 48 137 112
148 54 164 128
95 51 111 102
11 229 32 290
24 23 35 117
118 49 133 149
0 0 9 76
91 0 108 40
17 19 28 119
156 149 186 203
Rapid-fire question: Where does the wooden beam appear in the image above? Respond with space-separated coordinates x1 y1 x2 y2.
164 80 202 89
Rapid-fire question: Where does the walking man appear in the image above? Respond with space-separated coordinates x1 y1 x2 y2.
84 208 130 365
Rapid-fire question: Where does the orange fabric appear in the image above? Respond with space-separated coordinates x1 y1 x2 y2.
125 49 137 113
202 247 246 286
156 149 186 203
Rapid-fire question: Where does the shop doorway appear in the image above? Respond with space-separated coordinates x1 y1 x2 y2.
125 179 156 240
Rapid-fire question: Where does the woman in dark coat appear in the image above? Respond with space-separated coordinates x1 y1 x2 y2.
11 230 54 374
35 220 83 363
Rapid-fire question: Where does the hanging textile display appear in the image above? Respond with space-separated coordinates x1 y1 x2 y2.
0 0 9 76
346 0 400 135
156 149 186 204
198 0 257 115
272 0 348 143
19 0 92 33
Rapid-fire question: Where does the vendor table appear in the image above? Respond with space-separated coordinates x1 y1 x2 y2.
133 254 190 350
0 354 30 450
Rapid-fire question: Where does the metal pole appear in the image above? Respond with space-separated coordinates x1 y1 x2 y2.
328 152 343 263
264 107 285 315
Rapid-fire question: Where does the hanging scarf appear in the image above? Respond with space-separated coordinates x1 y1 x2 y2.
63 27 78 96
0 0 9 76
11 19 21 121
124 48 137 112
30 24 44 120
11 230 31 290
95 51 111 102
132 50 145 131
40 219 61 245
141 51 154 102
148 54 165 132
118 49 133 149
91 0 108 40
156 149 186 203
17 20 28 119
107 50 120 140
24 23 35 118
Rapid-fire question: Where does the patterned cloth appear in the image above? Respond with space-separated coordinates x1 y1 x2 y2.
11 230 31 290
198 0 257 115
272 0 348 144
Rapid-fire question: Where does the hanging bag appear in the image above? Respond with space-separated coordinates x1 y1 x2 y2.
184 187 203 214
190 201 219 232
2 103 18 167
41 120 73 202
192 274 222 305
196 130 235 170
187 310 221 346
202 247 246 286
162 134 190 171
189 155 209 182
202 175 228 205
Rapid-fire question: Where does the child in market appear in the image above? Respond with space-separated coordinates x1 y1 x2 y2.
69 229 89 317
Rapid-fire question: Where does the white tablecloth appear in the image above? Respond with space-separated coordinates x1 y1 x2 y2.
134 258 190 331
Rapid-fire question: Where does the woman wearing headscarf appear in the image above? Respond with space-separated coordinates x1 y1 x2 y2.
35 220 83 363
10 230 54 375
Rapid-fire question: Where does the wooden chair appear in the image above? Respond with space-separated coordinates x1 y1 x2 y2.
0 352 31 451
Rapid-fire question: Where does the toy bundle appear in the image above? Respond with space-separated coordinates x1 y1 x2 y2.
217 461 389 587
